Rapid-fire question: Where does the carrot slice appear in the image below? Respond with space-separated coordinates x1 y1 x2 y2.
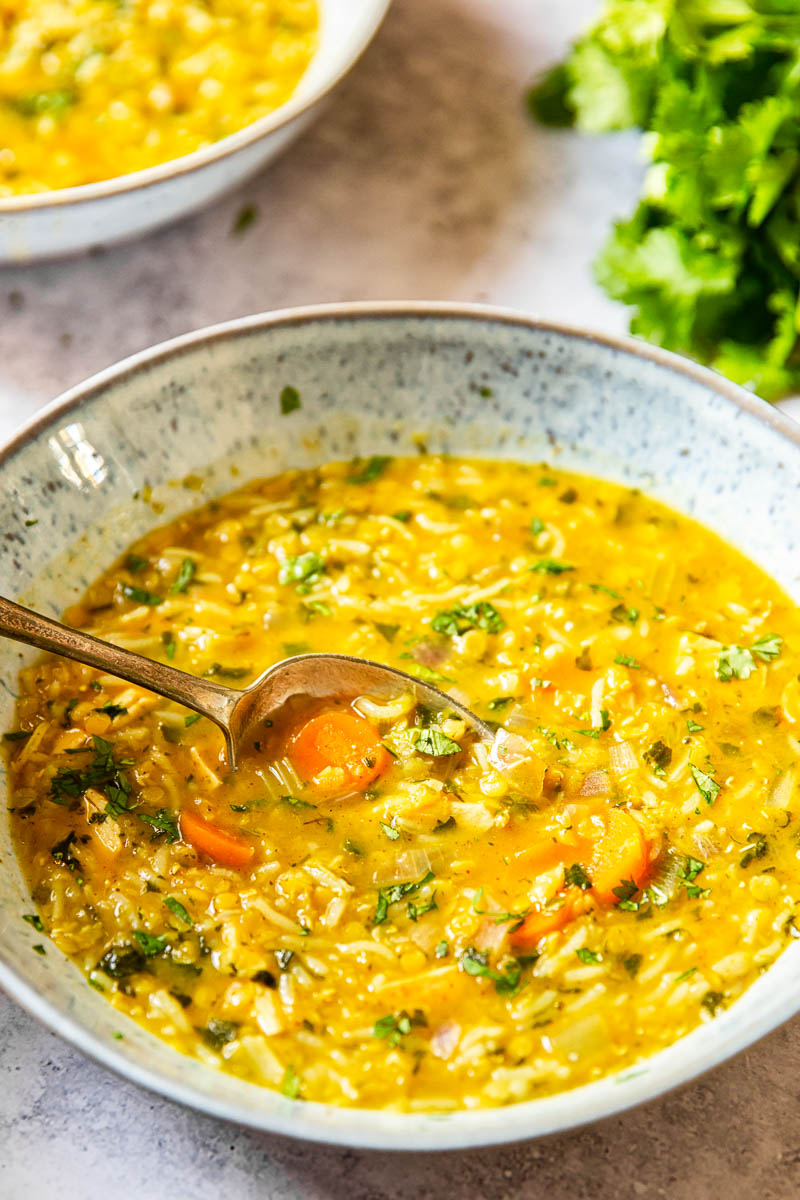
589 808 649 904
180 810 255 869
510 895 580 950
288 709 389 796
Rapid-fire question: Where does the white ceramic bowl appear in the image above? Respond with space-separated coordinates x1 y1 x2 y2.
0 0 391 263
2 303 799 1149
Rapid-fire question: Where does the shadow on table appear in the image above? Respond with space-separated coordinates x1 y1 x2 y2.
241 1019 800 1200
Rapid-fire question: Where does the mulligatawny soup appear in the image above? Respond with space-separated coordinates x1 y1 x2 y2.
7 455 800 1112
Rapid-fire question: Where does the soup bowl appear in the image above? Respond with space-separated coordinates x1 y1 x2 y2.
0 0 391 264
1 302 799 1149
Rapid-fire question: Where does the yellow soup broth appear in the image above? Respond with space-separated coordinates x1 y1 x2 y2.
0 0 318 195
8 456 800 1111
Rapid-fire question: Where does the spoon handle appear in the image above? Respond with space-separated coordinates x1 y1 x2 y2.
0 595 239 737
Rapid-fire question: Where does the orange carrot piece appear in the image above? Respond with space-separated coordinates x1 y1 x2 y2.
288 709 389 795
510 895 579 950
589 808 649 904
180 810 255 869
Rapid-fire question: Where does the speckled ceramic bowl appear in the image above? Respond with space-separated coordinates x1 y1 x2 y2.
0 0 391 264
2 303 799 1149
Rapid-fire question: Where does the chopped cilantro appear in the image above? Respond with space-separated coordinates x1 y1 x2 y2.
122 584 163 606
564 863 592 890
125 554 148 573
97 943 146 979
610 602 639 624
94 703 128 718
530 517 545 535
459 947 522 996
185 713 202 727
488 696 516 711
614 654 640 669
231 203 257 234
701 991 724 1016
415 728 463 756
375 622 400 643
380 821 400 841
751 634 783 662
432 601 505 637
740 831 768 869
435 940 449 958
49 735 134 818
686 717 704 733
281 1064 302 1099
280 794 317 812
392 510 412 523
373 1011 419 1047
280 386 301 415
22 913 44 932
138 808 180 842
718 634 782 682
32 944 46 956
203 1018 238 1050
4 730 31 742
622 953 642 977
132 930 168 957
531 559 575 575
690 764 721 806
203 663 250 679
407 892 438 922
164 897 192 926
643 740 672 775
374 870 435 926
576 947 602 965
348 455 392 484
675 967 698 983
171 557 196 594
278 552 325 591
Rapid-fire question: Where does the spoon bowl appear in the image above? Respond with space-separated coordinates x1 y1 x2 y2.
0 596 492 769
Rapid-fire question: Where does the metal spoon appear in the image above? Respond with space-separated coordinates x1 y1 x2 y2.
0 596 492 769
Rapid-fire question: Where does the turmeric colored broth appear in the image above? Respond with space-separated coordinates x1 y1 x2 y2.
8 455 800 1111
0 0 317 195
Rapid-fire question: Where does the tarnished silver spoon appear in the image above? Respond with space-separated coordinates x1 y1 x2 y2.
0 596 492 769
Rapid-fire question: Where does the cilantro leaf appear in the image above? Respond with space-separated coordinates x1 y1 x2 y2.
132 930 168 957
171 557 196 594
164 897 192 926
348 456 392 484
531 559 575 575
431 601 505 637
122 584 163 606
691 763 721 806
280 386 301 415
373 870 435 926
278 552 325 590
564 863 592 890
415 728 463 757
459 947 523 996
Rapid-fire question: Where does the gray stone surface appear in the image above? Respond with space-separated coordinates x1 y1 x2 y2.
2 0 800 1196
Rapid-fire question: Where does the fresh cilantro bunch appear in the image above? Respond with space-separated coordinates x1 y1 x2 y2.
529 0 800 400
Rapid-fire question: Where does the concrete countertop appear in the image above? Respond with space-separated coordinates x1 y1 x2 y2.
2 1 799 1196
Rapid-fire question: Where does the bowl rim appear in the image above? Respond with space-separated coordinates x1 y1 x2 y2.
0 0 392 214
2 300 800 1151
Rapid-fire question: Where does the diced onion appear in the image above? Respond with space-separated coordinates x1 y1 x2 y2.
474 917 508 954
609 741 637 776
372 848 432 887
502 705 538 737
431 1020 461 1060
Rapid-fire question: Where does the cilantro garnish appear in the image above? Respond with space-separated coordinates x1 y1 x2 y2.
94 703 127 718
718 634 783 682
576 947 602 965
373 1009 426 1047
415 728 463 757
164 897 192 926
138 808 180 842
375 622 400 643
348 455 392 484
380 821 400 841
125 554 148 573
459 947 522 996
435 940 449 958
564 863 592 891
690 764 721 806
488 696 515 711
643 740 672 775
431 601 505 637
278 552 326 592
530 559 575 575
49 735 134 819
22 913 44 932
280 386 301 415
281 1064 302 1099
122 584 163 606
614 654 640 669
171 557 196 594
374 870 435 926
740 832 768 869
132 930 168 957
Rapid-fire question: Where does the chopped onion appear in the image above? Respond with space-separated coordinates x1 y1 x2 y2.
578 770 609 797
474 916 508 954
372 848 432 887
353 691 416 723
489 730 545 795
609 741 637 776
431 1020 461 1060
449 801 494 833
502 705 538 737
549 1013 608 1060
